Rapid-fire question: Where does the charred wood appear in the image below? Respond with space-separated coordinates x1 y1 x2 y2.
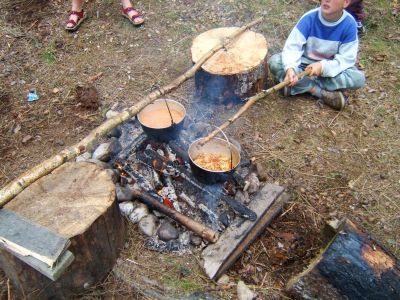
143 149 257 221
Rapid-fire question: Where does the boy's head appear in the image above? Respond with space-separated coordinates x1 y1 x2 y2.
320 0 351 21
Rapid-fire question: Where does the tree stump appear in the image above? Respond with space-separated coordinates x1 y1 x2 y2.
285 219 400 300
0 162 125 299
191 27 268 105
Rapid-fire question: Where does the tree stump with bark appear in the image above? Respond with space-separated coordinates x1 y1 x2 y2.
191 27 268 105
285 219 400 300
0 162 125 299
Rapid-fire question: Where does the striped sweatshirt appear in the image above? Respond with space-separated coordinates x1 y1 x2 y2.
282 7 358 78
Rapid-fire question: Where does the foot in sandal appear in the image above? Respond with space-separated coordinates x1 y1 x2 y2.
65 0 86 31
121 0 145 26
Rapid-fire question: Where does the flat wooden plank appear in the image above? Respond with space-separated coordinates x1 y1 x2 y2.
202 184 287 280
0 208 70 268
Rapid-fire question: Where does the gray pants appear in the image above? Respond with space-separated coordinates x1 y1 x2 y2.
268 53 365 95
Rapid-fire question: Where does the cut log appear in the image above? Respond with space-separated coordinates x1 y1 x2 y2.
191 27 268 104
285 219 400 300
0 162 125 299
202 184 287 280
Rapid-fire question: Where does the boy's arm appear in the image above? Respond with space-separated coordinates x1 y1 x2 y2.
320 39 359 78
282 27 307 72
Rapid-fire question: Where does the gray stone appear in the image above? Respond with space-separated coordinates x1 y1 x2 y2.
119 201 135 216
179 231 191 246
92 138 122 162
245 172 260 194
139 214 158 237
190 234 202 246
237 281 256 300
157 222 179 241
129 204 149 223
76 152 91 162
116 184 134 202
106 109 119 119
217 274 230 285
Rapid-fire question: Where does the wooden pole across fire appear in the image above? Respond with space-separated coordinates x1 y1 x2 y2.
200 70 310 146
0 17 264 208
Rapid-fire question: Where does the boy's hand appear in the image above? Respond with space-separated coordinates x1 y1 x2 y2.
284 68 298 86
305 62 322 76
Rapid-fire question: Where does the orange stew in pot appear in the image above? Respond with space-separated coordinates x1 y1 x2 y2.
193 153 232 171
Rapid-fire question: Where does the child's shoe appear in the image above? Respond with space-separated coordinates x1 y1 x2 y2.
320 90 347 110
281 86 291 97
356 21 366 35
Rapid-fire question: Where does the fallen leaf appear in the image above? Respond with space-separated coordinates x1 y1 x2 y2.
89 72 103 82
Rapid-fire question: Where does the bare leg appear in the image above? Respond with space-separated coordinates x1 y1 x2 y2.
66 0 85 29
121 0 144 24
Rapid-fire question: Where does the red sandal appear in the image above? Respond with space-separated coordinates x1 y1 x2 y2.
65 10 87 32
122 7 145 26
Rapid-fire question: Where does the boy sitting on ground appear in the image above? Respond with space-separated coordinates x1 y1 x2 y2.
269 0 365 110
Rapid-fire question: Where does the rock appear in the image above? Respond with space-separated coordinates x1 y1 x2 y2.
244 173 260 194
76 152 91 162
179 231 191 246
157 222 179 241
254 162 268 181
235 190 250 205
190 234 203 246
237 281 256 300
217 274 231 285
86 158 112 169
55 139 65 146
116 184 134 202
92 138 122 162
106 109 119 119
119 201 135 216
129 204 149 223
52 88 60 94
139 214 157 237
22 135 32 144
107 127 122 138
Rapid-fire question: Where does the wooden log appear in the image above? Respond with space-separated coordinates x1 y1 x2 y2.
0 17 263 208
202 184 287 280
0 162 125 299
285 219 400 300
191 27 268 104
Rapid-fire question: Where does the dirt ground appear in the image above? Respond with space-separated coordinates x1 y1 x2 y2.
1 0 399 299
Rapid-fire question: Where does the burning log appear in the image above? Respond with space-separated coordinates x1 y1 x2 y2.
132 191 219 243
0 17 264 207
191 27 268 104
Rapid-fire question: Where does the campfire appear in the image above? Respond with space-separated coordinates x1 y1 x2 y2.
109 98 260 254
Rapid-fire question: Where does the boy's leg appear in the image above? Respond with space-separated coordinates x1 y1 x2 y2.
315 67 366 91
268 53 315 95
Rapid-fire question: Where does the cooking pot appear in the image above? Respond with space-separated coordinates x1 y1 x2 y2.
188 137 241 184
137 99 186 142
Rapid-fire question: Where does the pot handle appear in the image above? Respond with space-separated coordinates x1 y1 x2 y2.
210 125 233 169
